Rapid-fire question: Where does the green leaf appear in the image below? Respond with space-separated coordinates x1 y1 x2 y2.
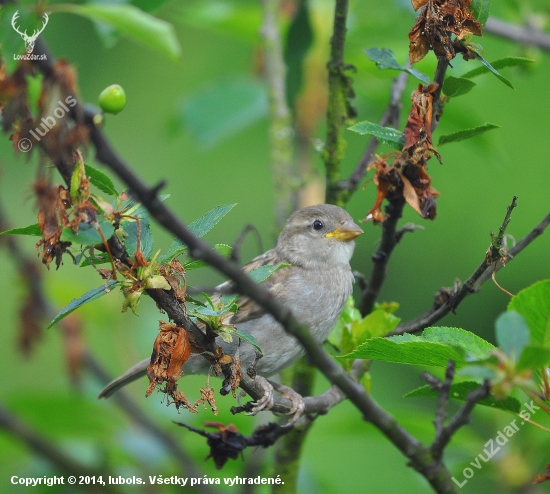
495 311 530 360
122 218 154 259
47 281 119 329
517 346 550 372
184 244 232 270
192 306 222 317
188 204 236 238
443 76 477 98
248 263 290 284
340 336 466 368
348 121 405 149
438 123 500 146
0 223 42 237
508 279 550 348
114 194 167 220
51 4 181 60
351 309 401 341
471 0 491 26
160 204 236 263
85 164 117 196
461 56 534 90
461 56 535 80
78 253 110 268
70 161 86 202
422 327 495 360
179 77 267 147
364 48 430 84
60 217 115 247
234 329 262 353
475 54 514 89
404 381 521 414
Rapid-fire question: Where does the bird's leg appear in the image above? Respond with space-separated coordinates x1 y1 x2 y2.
242 352 305 425
245 377 305 427
246 376 275 415
237 351 273 415
271 381 305 427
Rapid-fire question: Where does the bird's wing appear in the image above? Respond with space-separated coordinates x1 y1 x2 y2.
212 248 292 324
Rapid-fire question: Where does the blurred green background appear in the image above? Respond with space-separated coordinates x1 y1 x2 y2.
1 0 549 492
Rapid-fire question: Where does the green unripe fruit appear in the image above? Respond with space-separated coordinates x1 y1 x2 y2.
98 84 126 114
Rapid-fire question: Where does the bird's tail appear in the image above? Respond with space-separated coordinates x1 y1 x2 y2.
98 358 149 398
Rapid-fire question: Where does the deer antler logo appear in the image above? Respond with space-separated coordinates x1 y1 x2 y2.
11 11 49 54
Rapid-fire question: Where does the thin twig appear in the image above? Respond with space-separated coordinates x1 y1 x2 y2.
426 361 455 441
337 69 409 199
431 380 491 460
358 56 449 316
485 17 550 52
359 196 406 316
392 208 550 335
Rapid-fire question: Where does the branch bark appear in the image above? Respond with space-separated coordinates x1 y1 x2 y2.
485 17 550 51
324 0 352 206
393 207 550 335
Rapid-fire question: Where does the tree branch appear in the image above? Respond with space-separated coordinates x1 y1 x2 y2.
485 17 550 52
336 69 409 199
393 206 550 335
358 196 406 315
422 362 491 460
324 0 353 206
358 55 449 317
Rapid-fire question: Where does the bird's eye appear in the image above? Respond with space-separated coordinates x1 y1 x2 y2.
312 219 324 231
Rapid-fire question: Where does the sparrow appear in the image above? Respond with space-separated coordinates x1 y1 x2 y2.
98 204 363 420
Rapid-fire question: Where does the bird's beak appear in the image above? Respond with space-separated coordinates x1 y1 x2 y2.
326 219 363 241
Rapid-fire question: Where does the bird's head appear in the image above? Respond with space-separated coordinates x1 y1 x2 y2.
276 204 363 269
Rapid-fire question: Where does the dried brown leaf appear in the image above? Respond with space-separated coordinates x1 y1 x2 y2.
400 173 422 216
411 0 429 11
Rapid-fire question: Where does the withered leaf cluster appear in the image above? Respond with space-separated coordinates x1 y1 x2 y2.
146 321 229 414
365 83 441 223
35 179 73 268
146 321 196 411
409 0 482 63
34 157 99 269
0 60 88 165
175 421 286 469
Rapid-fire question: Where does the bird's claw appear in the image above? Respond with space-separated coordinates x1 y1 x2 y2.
272 381 305 427
245 376 305 426
246 376 274 415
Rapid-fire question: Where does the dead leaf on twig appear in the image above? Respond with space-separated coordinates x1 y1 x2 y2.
409 0 482 64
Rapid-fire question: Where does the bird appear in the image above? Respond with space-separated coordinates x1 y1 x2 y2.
98 204 363 420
